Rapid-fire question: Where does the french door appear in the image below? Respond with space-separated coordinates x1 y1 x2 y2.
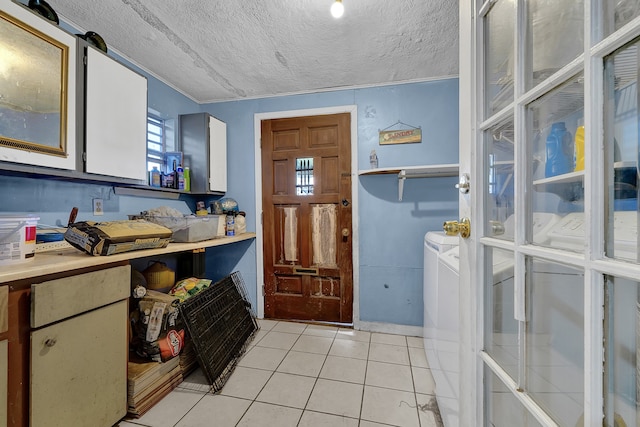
460 1 640 426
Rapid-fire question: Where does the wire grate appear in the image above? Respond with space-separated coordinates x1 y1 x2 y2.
178 271 259 392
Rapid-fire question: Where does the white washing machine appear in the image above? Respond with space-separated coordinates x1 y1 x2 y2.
423 231 459 374
427 213 561 427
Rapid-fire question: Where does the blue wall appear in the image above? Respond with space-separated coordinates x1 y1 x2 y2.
202 79 459 327
0 32 459 327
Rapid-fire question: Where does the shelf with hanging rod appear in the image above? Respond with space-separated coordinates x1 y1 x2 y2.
358 163 459 201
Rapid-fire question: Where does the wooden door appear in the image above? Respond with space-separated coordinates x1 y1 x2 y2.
261 113 352 323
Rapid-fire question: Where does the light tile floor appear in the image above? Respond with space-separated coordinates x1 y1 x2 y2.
117 320 444 427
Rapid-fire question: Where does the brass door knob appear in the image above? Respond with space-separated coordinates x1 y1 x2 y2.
443 218 471 238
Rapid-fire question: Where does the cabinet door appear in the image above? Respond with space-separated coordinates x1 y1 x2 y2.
30 300 127 427
208 115 227 193
0 1 77 171
84 47 147 181
180 112 227 194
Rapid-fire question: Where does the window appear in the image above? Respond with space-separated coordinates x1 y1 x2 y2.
295 157 314 195
147 114 164 171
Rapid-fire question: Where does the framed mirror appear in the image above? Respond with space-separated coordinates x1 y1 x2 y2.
0 9 68 157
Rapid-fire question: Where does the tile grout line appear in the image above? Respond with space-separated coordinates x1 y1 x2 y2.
233 319 291 427
295 325 336 427
357 331 372 425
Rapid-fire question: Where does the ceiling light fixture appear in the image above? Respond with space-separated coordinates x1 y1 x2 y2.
330 0 344 18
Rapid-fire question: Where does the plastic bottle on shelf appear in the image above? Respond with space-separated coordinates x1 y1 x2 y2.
226 214 235 236
545 122 573 177
370 149 378 169
149 166 161 187
172 160 178 189
574 125 585 171
183 167 191 192
177 165 185 190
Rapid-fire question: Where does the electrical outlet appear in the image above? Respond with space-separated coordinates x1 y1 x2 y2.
93 198 104 216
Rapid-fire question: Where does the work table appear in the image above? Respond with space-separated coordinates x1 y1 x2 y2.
0 233 256 285
2 232 256 427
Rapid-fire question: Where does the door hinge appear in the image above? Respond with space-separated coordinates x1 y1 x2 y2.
261 285 265 297
82 152 87 162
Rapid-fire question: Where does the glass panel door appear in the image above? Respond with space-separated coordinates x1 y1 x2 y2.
463 0 640 425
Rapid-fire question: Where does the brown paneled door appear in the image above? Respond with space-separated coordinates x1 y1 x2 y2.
261 113 353 323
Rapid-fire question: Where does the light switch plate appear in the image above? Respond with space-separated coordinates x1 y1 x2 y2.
93 198 104 216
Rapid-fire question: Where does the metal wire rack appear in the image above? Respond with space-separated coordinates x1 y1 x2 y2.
178 272 259 392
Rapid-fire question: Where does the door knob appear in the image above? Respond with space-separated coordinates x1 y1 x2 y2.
443 218 471 238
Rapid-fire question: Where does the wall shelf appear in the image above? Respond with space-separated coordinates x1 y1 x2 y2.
532 161 636 187
358 163 459 200
533 170 585 186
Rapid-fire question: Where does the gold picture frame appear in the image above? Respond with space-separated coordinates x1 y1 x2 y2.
0 9 68 157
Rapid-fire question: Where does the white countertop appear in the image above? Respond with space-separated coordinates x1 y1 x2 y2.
0 233 256 284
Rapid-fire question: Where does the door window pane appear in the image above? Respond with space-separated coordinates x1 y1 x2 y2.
529 74 585 251
604 41 639 263
486 120 514 240
485 0 514 117
527 0 584 90
604 0 640 38
484 368 544 427
484 247 518 380
296 157 314 195
526 257 584 426
605 276 640 427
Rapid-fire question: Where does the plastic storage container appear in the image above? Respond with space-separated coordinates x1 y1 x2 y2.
130 215 226 242
545 122 574 177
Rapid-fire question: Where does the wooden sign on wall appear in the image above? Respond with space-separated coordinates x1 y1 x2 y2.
379 128 422 145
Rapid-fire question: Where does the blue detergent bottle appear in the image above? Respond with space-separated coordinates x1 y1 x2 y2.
545 122 574 177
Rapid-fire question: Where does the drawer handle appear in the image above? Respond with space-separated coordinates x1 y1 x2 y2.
45 338 57 347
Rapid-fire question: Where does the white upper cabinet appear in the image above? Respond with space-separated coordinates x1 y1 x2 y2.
180 112 227 194
0 0 77 170
82 45 147 181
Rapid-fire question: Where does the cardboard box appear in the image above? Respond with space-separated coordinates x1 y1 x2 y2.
64 220 172 256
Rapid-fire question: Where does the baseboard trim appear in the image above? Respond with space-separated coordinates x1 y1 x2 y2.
355 321 423 337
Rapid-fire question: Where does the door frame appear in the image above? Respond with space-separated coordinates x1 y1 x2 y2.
458 0 479 425
253 105 360 326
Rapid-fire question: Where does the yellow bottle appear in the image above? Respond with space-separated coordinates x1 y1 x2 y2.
574 125 585 171
183 167 191 192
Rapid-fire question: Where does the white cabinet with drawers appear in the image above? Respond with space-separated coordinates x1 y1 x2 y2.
29 265 130 427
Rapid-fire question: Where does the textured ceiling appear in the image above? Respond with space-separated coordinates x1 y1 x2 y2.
49 0 459 103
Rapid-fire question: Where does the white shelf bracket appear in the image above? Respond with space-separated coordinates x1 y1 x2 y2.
398 170 407 201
